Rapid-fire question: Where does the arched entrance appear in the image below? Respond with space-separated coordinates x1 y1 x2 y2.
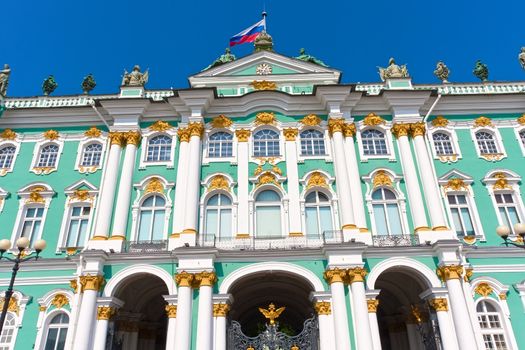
375 268 441 350
226 270 319 350
107 273 169 350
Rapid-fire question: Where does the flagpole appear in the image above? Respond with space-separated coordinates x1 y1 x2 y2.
262 10 267 31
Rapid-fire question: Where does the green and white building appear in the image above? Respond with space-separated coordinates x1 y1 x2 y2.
0 34 524 350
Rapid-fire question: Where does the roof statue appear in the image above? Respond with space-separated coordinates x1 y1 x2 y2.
473 60 489 82
519 47 525 70
203 48 236 71
122 65 149 87
0 64 11 97
378 58 409 81
433 61 450 83
81 73 96 94
254 30 274 52
295 48 328 67
42 75 58 96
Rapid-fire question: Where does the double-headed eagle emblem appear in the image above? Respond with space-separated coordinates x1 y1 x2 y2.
258 302 285 325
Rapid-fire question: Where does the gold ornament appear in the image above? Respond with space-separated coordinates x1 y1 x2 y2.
327 118 345 136
475 282 493 297
346 267 367 284
177 128 190 142
300 114 321 126
517 114 525 125
149 120 172 132
0 128 17 140
436 265 464 282
323 268 346 284
314 301 331 315
464 267 474 282
211 115 233 128
408 305 427 324
373 170 393 188
250 80 277 90
108 132 125 146
343 123 356 137
367 299 379 313
97 306 115 320
26 186 46 204
193 271 217 287
145 177 164 194
256 172 280 188
70 279 78 292
84 127 102 138
188 122 204 138
391 123 411 138
213 303 230 317
79 274 105 292
363 113 386 126
271 164 282 176
499 293 507 300
39 305 47 312
410 122 426 137
165 305 177 318
473 116 494 128
431 116 449 127
124 131 141 146
428 298 448 312
443 178 467 192
175 271 194 287
51 294 69 309
283 128 298 141
208 175 230 192
255 112 275 125
493 172 510 190
259 303 285 325
306 172 328 190
0 297 19 315
291 345 300 350
235 129 251 142
70 189 92 202
43 130 60 140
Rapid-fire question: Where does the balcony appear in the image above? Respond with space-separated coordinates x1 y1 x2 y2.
123 240 168 253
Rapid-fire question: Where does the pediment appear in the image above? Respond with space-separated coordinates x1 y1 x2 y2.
438 169 473 182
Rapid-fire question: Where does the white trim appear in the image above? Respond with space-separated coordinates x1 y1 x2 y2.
356 122 396 162
0 276 73 286
30 139 64 175
296 126 333 163
428 127 462 163
138 130 177 169
473 297 518 350
470 127 507 162
202 128 237 165
514 125 525 156
103 264 177 296
218 261 325 293
0 290 30 350
367 257 442 289
35 308 71 350
74 136 107 174
0 186 8 212
0 140 20 177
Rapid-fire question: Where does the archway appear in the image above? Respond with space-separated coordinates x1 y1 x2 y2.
108 273 169 350
374 267 441 350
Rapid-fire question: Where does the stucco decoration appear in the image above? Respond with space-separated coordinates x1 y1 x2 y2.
235 129 251 142
251 80 277 90
306 172 328 190
26 186 47 204
50 294 69 309
372 170 393 188
255 112 276 125
144 177 164 194
208 175 230 192
256 172 281 188
211 115 233 129
431 116 449 128
492 172 511 190
300 114 321 126
473 116 494 128
443 178 468 192
84 127 102 138
362 113 386 126
149 121 172 132
43 130 60 140
517 114 525 125
0 128 16 140
283 128 298 141
475 282 493 297
69 189 93 202
0 296 19 315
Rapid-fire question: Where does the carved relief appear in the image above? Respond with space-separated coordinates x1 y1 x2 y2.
208 175 230 192
177 128 190 143
211 115 233 128
492 172 511 190
373 170 393 188
343 123 356 137
0 128 16 140
149 121 172 132
473 116 494 128
43 130 60 140
431 116 449 127
0 296 19 315
51 294 69 309
69 189 93 202
213 303 230 317
306 172 328 190
517 114 525 125
363 113 386 126
443 178 468 192
327 118 345 136
300 114 321 126
188 122 204 138
391 123 411 138
144 177 164 194
250 80 277 90
84 127 102 138
26 186 46 204
475 282 493 297
314 301 331 315
255 112 276 125
256 172 280 188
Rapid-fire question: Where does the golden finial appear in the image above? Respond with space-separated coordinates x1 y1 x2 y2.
258 303 285 325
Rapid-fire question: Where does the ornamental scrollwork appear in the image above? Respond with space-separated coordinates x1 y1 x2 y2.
149 120 172 132
0 128 16 140
250 80 277 91
300 114 321 126
84 127 102 138
363 112 386 126
144 177 164 194
208 175 230 192
43 129 60 140
492 172 511 190
256 172 280 188
431 116 449 127
51 294 69 309
255 112 276 125
108 132 125 146
517 114 525 125
475 282 493 297
213 303 230 317
26 186 46 204
211 115 233 128
69 189 93 202
124 131 141 146
314 301 331 315
373 170 393 188
0 296 19 315
306 172 328 190
443 178 468 192
473 116 494 128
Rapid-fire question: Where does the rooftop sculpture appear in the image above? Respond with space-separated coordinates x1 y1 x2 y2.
378 58 409 81
42 75 58 96
254 30 273 52
519 47 525 70
433 61 450 83
203 48 236 71
473 60 489 82
0 64 11 97
81 74 96 94
295 48 327 67
122 65 149 87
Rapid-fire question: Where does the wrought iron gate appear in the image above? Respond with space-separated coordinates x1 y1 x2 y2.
227 317 319 350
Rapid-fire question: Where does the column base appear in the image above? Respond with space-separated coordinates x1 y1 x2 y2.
417 229 458 244
342 227 372 245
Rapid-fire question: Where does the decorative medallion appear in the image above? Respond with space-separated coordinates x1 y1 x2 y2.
51 294 69 309
283 128 298 141
363 113 386 126
0 296 19 315
473 116 494 128
256 63 273 75
256 172 280 188
235 129 251 142
26 186 46 204
208 175 230 192
258 303 285 325
70 189 92 202
373 170 393 188
431 116 449 127
211 115 233 129
306 172 328 190
251 80 277 90
443 178 467 192
255 112 276 125
145 177 164 194
0 128 16 140
84 127 102 138
327 118 345 136
493 172 510 190
475 282 493 297
300 114 321 126
517 114 525 125
43 129 59 140
149 120 172 132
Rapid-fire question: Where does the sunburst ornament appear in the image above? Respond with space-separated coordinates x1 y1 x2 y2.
256 63 272 75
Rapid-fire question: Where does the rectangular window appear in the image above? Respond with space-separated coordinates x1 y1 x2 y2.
256 206 281 237
495 193 521 233
65 206 91 248
20 207 44 246
447 194 476 236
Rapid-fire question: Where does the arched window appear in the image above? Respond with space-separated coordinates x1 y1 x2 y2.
476 131 499 155
37 144 59 168
137 195 166 241
476 300 509 350
208 132 233 158
0 145 15 169
253 130 280 157
300 130 326 156
204 194 232 239
255 190 281 237
361 129 388 155
0 313 16 349
305 191 333 237
432 132 454 156
519 130 525 148
371 188 403 235
43 313 69 350
80 143 102 167
146 135 172 162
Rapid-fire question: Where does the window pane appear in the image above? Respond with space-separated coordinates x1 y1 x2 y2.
152 210 165 240
256 206 281 237
138 211 152 241
220 209 232 238
205 209 218 235
507 206 519 226
460 207 475 235
56 329 67 350
66 220 80 247
305 207 319 236
373 204 388 235
319 207 333 234
44 329 58 350
386 204 403 235
256 190 280 202
451 208 464 236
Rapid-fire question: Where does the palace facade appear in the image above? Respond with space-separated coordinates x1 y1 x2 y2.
0 35 525 350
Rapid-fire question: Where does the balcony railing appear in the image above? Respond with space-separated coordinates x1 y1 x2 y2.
123 240 168 253
371 234 421 247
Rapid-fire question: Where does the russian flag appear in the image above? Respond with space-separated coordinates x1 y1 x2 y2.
229 18 266 47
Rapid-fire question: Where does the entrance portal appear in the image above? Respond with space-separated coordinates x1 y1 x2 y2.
108 273 169 350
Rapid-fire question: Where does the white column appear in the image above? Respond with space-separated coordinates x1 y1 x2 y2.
284 128 302 234
213 303 230 350
367 299 382 350
314 301 335 350
91 134 123 239
392 124 428 232
74 275 104 350
165 304 177 350
173 128 190 234
64 278 83 350
183 122 204 236
348 268 374 350
438 266 477 350
428 298 459 350
93 306 116 350
411 124 448 229
111 131 140 239
329 119 356 230
343 125 368 230
195 272 216 350
235 129 250 236
324 269 352 350
174 272 194 350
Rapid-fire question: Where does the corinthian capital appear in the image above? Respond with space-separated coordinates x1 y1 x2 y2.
193 271 217 288
327 118 345 136
188 122 204 138
410 122 426 137
175 271 194 287
346 267 368 284
79 274 105 292
323 268 346 284
436 265 464 282
391 123 411 138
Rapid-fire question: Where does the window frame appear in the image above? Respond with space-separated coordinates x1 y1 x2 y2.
138 130 176 169
356 124 395 162
475 299 513 350
202 192 234 240
40 311 70 350
0 141 19 176
203 130 236 164
302 189 335 238
444 192 484 239
514 126 525 157
251 128 282 159
471 127 506 161
0 312 17 350
31 141 63 175
136 194 168 242
75 138 106 174
429 128 462 162
298 128 327 157
251 187 287 238
145 134 173 163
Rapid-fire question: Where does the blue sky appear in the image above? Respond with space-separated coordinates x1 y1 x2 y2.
3 0 525 96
